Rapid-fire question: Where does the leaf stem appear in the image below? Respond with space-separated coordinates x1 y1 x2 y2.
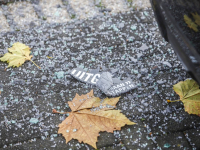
52 109 70 114
167 99 181 103
30 59 41 69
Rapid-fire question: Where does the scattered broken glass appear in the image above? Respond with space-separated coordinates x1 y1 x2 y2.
0 2 198 149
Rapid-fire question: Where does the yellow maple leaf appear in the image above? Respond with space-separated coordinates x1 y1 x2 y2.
0 42 40 68
173 79 200 116
184 15 198 32
54 90 136 148
191 12 200 26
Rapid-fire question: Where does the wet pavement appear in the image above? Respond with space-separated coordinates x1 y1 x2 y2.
0 0 200 150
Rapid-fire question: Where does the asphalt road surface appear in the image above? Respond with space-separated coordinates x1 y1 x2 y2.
0 0 200 150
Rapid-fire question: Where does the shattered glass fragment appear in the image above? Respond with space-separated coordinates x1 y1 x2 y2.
164 143 171 148
162 61 172 68
139 44 148 51
29 118 39 124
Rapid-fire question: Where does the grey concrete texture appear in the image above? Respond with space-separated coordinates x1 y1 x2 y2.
0 3 200 150
0 0 151 32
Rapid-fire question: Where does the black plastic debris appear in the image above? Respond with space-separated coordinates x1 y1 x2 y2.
70 68 136 96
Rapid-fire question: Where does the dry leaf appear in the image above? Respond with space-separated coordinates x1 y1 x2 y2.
0 42 40 68
192 12 200 26
184 15 198 32
54 90 135 148
68 90 119 111
173 79 200 116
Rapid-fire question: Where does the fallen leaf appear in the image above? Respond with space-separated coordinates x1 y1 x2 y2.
173 79 200 116
68 90 119 111
0 42 40 68
54 90 135 148
192 12 200 26
184 15 198 32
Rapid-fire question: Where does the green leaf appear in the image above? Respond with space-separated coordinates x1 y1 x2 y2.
173 79 200 116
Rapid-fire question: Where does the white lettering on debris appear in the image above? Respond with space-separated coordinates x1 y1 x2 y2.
91 74 101 84
108 80 135 96
84 73 93 82
71 69 100 84
70 68 136 96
